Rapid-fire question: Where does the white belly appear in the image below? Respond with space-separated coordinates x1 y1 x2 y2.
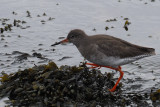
87 54 151 67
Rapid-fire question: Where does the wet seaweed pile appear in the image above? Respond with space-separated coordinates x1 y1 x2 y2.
0 62 158 106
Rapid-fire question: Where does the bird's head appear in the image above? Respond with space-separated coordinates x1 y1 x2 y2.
51 29 87 47
67 29 86 44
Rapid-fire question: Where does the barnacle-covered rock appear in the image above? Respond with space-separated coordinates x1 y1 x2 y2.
0 61 154 106
150 89 160 102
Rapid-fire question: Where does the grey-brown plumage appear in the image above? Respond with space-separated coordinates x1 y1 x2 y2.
67 29 155 67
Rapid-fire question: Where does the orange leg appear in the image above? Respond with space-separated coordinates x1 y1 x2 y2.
109 66 124 92
86 63 124 92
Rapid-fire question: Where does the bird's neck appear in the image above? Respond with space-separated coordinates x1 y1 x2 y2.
74 36 88 48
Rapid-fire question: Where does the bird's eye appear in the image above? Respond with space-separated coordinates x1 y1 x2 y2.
71 35 74 38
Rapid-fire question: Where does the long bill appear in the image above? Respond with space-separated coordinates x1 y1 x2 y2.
51 38 69 46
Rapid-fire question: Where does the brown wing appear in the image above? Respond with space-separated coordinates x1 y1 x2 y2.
90 35 155 58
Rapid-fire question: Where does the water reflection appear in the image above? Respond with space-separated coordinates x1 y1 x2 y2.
122 54 160 93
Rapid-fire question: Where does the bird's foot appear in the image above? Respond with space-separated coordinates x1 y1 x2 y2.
109 88 116 92
86 63 124 92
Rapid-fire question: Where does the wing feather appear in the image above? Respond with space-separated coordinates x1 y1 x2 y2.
89 35 155 58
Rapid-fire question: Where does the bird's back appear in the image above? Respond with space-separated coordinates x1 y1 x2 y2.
88 34 155 59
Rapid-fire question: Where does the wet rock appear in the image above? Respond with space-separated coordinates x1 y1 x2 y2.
8 24 12 31
92 28 96 31
37 15 40 17
1 35 5 37
18 35 21 38
105 26 109 31
12 51 25 55
124 18 129 20
106 18 117 22
48 17 55 21
32 52 43 58
148 35 152 38
0 28 4 33
4 45 8 47
38 48 43 50
150 89 160 102
38 43 43 46
22 21 27 24
1 38 5 41
4 26 8 31
1 63 4 66
41 20 45 23
58 56 72 61
123 20 131 31
11 51 49 62
43 13 47 16
127 34 131 36
16 53 30 61
13 19 17 26
26 11 31 17
0 62 155 106
12 11 18 15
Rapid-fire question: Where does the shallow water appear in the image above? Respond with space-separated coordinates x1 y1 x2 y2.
0 0 160 106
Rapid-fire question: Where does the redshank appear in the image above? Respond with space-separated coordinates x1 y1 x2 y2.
53 29 156 92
